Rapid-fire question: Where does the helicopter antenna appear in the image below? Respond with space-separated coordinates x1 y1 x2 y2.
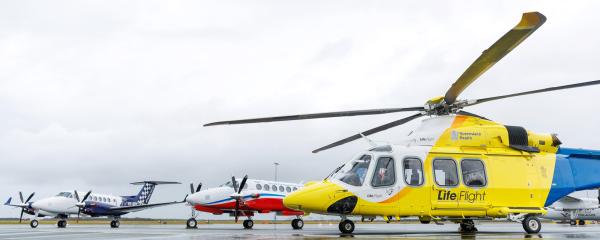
360 133 378 148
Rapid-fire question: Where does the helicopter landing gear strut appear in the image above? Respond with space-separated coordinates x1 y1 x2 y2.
458 219 477 233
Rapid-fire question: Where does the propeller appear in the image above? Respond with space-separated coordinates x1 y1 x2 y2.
74 190 92 223
230 175 248 223
185 183 202 202
203 12 600 153
17 192 35 223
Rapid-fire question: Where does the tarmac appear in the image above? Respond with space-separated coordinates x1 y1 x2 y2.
0 222 599 239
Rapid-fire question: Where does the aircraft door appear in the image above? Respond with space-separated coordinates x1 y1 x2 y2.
430 158 460 211
457 158 489 212
358 156 400 216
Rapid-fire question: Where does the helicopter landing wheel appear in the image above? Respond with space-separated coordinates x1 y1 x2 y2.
458 219 477 233
339 219 355 234
522 215 541 234
30 220 38 228
186 218 198 228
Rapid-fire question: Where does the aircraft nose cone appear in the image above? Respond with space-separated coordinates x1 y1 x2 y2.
283 181 343 213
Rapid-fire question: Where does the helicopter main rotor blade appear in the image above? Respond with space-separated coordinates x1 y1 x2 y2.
312 113 423 153
444 12 546 104
468 79 600 106
204 107 424 126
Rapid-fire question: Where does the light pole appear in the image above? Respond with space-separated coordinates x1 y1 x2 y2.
274 162 279 228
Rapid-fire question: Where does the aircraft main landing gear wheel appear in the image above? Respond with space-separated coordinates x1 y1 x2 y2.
291 219 304 230
243 219 254 229
110 220 120 228
522 215 541 234
570 220 577 226
579 220 586 225
57 220 67 228
339 219 355 234
30 220 38 228
458 219 477 233
186 218 198 228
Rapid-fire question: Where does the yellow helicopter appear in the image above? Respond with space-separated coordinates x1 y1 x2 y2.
205 12 600 234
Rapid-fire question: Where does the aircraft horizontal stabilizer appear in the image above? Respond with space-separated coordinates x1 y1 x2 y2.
130 181 181 185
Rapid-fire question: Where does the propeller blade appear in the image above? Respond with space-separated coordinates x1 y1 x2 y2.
204 107 424 126
238 176 248 194
234 199 240 223
444 12 546 104
312 113 423 153
81 190 92 203
196 183 202 193
231 176 238 193
19 192 24 203
19 209 24 223
77 209 81 223
190 183 195 194
74 191 80 202
24 193 35 203
468 80 600 106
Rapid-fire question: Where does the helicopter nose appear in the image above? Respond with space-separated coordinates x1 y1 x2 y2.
283 181 346 213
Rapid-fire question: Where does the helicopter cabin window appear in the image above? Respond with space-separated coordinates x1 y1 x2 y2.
403 157 424 186
256 184 262 190
279 186 284 192
371 157 396 187
286 186 291 192
433 159 459 187
461 159 487 187
337 154 372 186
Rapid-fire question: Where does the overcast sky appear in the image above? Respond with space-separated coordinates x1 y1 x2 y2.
1 1 600 219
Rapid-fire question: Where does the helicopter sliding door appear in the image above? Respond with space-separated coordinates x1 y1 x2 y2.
430 158 460 213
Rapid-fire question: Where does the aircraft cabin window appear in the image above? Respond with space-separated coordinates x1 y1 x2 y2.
293 187 298 191
279 186 284 192
433 159 459 187
461 159 487 187
338 155 372 186
403 158 424 186
264 184 270 191
286 186 291 192
371 157 396 187
272 185 277 192
256 184 262 190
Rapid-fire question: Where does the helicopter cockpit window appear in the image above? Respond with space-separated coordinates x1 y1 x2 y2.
461 159 487 187
403 157 424 186
433 159 459 187
371 157 396 187
336 155 372 186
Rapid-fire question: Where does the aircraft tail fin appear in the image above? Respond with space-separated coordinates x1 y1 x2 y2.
124 181 180 204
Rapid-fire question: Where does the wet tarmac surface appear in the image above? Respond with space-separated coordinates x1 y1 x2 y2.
0 222 598 239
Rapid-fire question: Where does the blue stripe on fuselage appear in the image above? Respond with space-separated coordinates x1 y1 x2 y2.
546 147 600 206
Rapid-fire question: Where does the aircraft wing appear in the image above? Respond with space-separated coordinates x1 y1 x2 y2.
109 201 182 213
559 196 583 203
3 197 27 208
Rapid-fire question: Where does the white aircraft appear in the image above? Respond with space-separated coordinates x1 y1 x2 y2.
543 193 600 225
184 175 305 229
4 181 181 228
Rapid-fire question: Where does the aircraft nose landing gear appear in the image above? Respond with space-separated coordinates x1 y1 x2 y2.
186 218 198 228
29 220 39 228
291 218 304 230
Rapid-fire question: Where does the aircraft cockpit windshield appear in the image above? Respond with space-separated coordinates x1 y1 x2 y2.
56 192 73 198
221 181 234 188
330 154 372 186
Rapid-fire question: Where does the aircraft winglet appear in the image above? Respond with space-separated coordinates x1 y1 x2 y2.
4 197 11 206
